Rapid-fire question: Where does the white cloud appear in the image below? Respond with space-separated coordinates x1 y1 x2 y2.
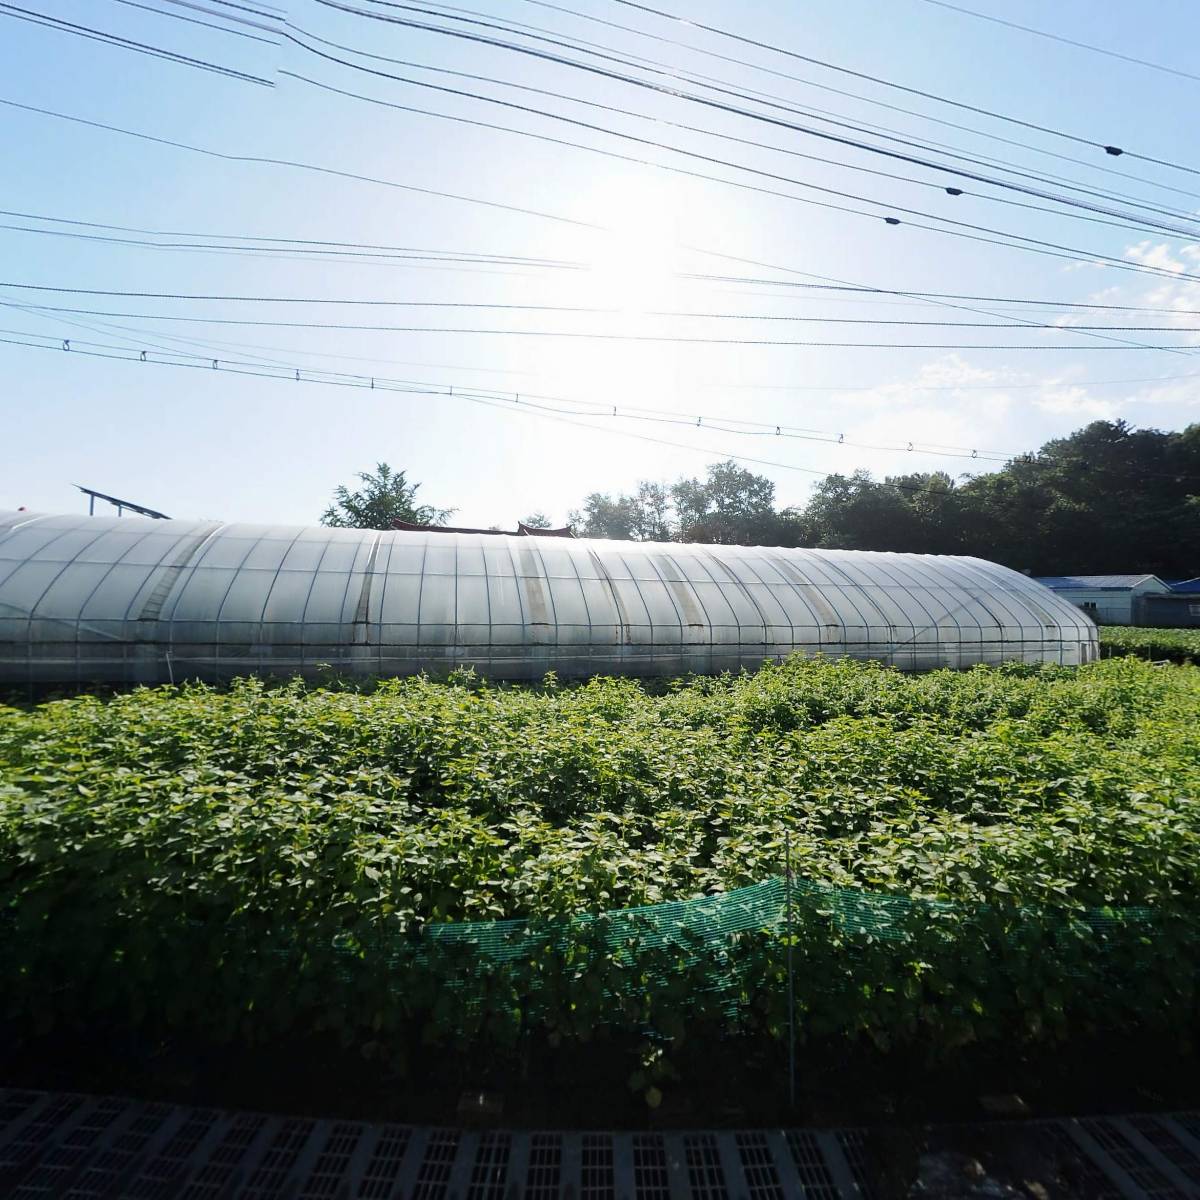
1032 386 1121 419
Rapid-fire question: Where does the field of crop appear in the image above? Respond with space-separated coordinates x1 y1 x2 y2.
1100 624 1200 663
1 656 1198 1087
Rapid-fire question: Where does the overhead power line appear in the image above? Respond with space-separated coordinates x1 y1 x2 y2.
0 322 1010 467
109 0 280 44
286 28 1200 244
7 204 1200 320
277 67 1200 358
0 96 600 230
9 323 1200 491
0 208 583 266
307 3 1200 240
0 2 274 85
917 0 1200 85
153 0 282 36
2 92 1189 358
8 282 1200 335
605 0 1200 178
504 0 1200 205
5 298 1196 348
283 66 1200 299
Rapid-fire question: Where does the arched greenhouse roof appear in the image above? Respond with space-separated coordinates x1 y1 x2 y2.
0 510 1097 685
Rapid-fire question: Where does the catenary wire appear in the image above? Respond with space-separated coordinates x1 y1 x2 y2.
284 26 1200 243
6 205 1200 320
0 2 274 85
2 91 1188 359
0 96 601 230
916 0 1200 85
310 1 1200 236
335 0 1200 224
0 324 1012 470
506 0 1200 205
109 0 280 43
10 322 1200 489
6 298 1197 347
284 66 1200 293
153 0 281 35
9 282 1200 334
604 0 1200 176
279 66 1200 360
0 208 584 265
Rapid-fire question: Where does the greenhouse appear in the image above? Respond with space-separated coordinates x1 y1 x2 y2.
0 509 1098 685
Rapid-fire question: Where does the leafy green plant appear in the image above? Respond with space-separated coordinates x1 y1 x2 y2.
1 655 1198 1067
1100 625 1200 664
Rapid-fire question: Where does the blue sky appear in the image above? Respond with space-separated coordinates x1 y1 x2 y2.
2 0 1199 527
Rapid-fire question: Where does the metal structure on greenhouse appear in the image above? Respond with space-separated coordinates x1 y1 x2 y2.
0 509 1097 686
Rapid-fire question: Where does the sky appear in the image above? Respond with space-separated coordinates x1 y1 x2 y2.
1 0 1199 528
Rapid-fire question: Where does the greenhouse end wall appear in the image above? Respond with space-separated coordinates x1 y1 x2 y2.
0 510 1098 686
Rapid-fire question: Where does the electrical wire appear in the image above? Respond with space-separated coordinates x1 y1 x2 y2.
278 65 1200 363
3 89 1192 360
109 0 279 44
0 2 274 85
0 96 601 230
8 282 1200 335
0 209 582 265
5 298 1195 347
507 0 1200 206
286 26 1200 244
153 0 281 36
0 324 997 475
10 321 1200 490
7 204 1200 321
334 0 1200 227
605 0 1200 177
310 1 1200 238
916 0 1200 85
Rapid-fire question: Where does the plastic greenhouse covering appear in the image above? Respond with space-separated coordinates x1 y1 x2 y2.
0 510 1098 686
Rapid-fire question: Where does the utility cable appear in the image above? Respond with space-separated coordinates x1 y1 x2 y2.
109 0 280 44
506 0 1200 207
3 91 1189 359
7 205 1200 320
284 66 1200 296
313 1 1200 236
916 0 1200 86
0 96 601 230
606 0 1200 177
287 27 1200 243
6 298 1195 347
0 2 274 85
9 282 1200 335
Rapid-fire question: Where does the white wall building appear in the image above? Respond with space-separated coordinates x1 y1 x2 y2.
1032 575 1174 626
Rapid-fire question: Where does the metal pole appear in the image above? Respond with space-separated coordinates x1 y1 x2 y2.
786 827 796 1110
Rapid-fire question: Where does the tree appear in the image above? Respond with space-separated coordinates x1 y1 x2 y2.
569 481 673 541
320 463 453 530
519 512 553 528
671 460 788 545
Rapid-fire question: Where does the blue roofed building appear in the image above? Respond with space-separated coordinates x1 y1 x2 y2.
1034 575 1200 627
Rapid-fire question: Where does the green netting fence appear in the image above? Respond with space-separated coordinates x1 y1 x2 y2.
355 874 1160 965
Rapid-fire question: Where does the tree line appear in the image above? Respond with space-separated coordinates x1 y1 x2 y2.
322 420 1200 578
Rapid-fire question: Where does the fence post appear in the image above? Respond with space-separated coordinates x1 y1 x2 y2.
786 828 796 1110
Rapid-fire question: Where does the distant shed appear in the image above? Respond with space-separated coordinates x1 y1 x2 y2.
1034 574 1200 627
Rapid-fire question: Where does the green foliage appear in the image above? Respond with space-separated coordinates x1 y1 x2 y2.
566 421 1200 575
1 657 1198 1062
1100 626 1200 664
569 461 794 545
320 462 452 529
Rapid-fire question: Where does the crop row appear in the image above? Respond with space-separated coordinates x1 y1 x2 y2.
1 656 1197 1062
1100 625 1200 663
